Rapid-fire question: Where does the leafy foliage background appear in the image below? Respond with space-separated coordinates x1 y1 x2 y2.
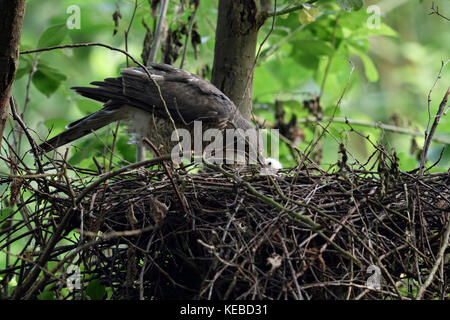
1 0 449 299
10 0 450 170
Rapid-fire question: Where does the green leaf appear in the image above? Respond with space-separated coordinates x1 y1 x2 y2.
37 63 67 82
15 55 33 80
32 63 67 97
37 290 56 300
348 44 379 82
0 208 13 220
116 134 136 163
85 279 106 300
350 23 398 39
397 152 418 171
0 208 13 230
32 71 61 97
76 99 100 115
298 7 319 25
37 24 68 48
67 136 104 166
360 53 379 82
337 0 364 12
294 40 336 56
44 118 69 135
295 53 320 70
16 66 29 80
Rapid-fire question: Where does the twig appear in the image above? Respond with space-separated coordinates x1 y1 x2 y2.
257 116 450 145
20 42 179 165
11 155 170 299
179 0 200 69
416 213 450 299
9 97 44 174
280 234 304 300
17 55 38 153
123 0 142 163
75 154 171 203
304 61 355 160
1 172 63 179
142 137 190 216
21 43 144 67
242 0 277 113
320 13 341 95
79 225 155 239
24 236 111 299
267 0 318 17
420 60 449 175
206 163 320 230
21 51 37 118
108 121 121 172
429 2 450 21
124 0 140 67
147 0 169 64
258 23 307 63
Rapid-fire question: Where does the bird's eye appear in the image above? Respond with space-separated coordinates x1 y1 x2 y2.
268 161 272 166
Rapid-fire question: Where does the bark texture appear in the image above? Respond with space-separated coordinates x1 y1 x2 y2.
0 0 26 147
211 0 268 120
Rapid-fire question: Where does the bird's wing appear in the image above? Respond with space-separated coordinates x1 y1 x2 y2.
119 63 236 125
40 63 245 153
39 104 127 153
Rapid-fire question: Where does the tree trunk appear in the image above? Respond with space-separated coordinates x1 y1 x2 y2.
0 0 26 148
211 0 269 120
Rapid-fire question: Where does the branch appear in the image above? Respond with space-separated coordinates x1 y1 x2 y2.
416 213 450 299
75 154 171 203
245 0 277 125
420 86 450 174
21 42 145 69
12 155 170 299
429 2 450 21
304 61 354 160
9 97 44 173
207 163 321 230
0 0 26 149
124 0 140 67
266 0 318 18
420 59 450 175
24 223 156 299
256 116 450 145
142 137 191 216
20 43 179 165
147 0 169 64
179 0 200 69
320 13 341 95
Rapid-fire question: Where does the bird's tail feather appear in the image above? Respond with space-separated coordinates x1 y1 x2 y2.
39 77 127 154
39 107 125 154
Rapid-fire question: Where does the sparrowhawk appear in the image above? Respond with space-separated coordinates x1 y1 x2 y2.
39 62 267 166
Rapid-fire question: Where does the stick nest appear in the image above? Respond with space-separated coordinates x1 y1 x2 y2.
4 157 448 300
